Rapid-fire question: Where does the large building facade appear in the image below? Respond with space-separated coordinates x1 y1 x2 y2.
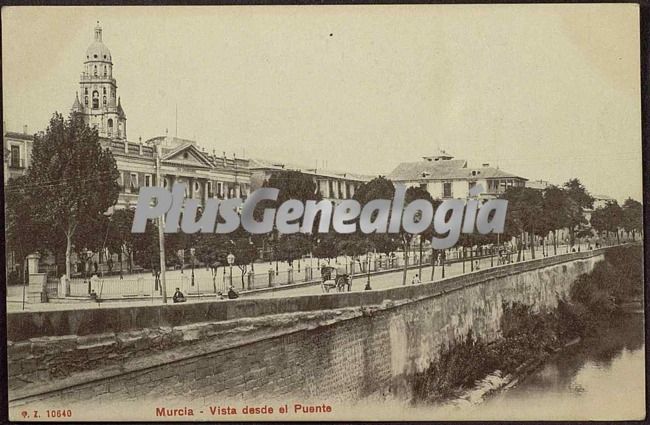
3 125 34 183
249 158 372 203
387 149 527 199
106 136 250 210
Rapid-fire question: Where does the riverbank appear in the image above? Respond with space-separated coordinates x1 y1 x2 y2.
410 244 644 417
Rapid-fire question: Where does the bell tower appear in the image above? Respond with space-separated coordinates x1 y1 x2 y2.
72 22 127 140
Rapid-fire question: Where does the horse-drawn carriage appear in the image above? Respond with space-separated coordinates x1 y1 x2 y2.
497 246 512 265
320 265 351 293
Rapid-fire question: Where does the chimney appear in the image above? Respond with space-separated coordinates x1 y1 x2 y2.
23 125 28 135
482 163 490 167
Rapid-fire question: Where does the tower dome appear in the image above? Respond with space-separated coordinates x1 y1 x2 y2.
85 21 112 63
74 22 126 140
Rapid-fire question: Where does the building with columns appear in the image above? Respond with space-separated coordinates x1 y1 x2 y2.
249 158 372 202
107 135 250 210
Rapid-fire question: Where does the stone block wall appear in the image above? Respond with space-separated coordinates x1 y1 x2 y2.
8 249 606 408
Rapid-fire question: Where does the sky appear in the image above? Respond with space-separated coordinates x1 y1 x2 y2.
2 5 642 201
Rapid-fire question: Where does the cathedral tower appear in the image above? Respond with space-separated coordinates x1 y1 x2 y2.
72 22 127 140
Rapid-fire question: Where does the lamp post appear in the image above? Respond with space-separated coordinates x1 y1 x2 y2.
82 248 93 294
190 247 195 287
249 241 255 289
227 253 235 287
153 139 167 303
364 252 372 290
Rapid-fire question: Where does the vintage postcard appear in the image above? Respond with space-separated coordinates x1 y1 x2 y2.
3 4 644 422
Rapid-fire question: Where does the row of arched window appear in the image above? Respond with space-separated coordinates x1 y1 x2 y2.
83 87 115 109
84 87 114 96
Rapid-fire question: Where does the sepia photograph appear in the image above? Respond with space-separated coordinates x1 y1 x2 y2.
2 4 645 421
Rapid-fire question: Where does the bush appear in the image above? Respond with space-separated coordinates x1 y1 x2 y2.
412 302 562 403
570 245 642 317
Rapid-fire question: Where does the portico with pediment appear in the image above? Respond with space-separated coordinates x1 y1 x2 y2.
106 135 250 210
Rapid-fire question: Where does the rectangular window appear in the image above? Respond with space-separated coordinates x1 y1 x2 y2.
130 173 138 193
144 174 152 187
217 182 223 198
207 181 213 198
443 182 452 198
10 145 20 168
468 181 477 193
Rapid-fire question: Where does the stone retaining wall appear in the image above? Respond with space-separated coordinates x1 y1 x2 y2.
8 248 608 407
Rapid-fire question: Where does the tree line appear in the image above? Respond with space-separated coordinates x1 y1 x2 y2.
5 112 643 285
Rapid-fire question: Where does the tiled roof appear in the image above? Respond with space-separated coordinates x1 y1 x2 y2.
249 158 373 182
4 132 34 141
388 159 526 181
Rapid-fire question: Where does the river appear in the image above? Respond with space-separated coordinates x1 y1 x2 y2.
448 310 645 420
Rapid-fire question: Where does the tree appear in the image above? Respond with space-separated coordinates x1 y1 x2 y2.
400 186 435 285
541 185 570 255
353 176 400 255
5 176 51 283
563 178 594 246
500 187 543 260
193 232 230 293
262 170 321 266
226 228 259 289
276 233 312 265
335 233 373 283
132 217 160 272
591 201 623 243
27 112 120 278
105 208 136 275
74 213 110 276
313 233 339 262
621 198 642 241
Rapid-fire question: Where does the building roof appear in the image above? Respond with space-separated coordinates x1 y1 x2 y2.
592 194 615 201
422 148 454 161
388 159 526 181
72 92 82 112
117 97 126 118
249 158 373 182
85 23 112 63
4 131 34 141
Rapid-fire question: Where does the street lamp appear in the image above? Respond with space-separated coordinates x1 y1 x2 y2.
365 252 372 290
149 137 167 303
190 248 195 287
82 248 93 294
227 253 235 287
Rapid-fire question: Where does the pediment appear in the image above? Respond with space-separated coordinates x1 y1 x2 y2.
161 144 213 168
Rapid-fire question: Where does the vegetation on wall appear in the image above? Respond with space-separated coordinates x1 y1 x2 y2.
412 244 642 404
